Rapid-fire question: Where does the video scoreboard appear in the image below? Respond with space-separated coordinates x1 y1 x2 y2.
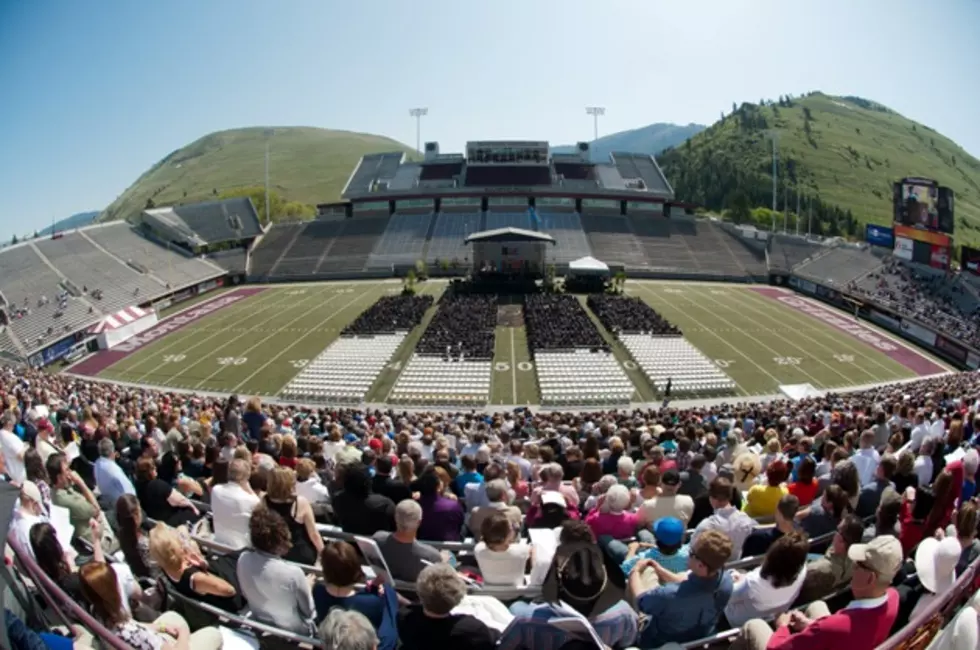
888 177 955 270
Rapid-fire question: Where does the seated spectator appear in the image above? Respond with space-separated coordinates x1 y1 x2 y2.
238 505 316 634
79 560 221 650
373 456 411 504
333 460 395 534
724 531 809 627
630 529 735 647
505 459 530 501
799 484 851 539
950 502 980 576
134 457 200 528
10 482 47 559
740 536 902 650
31 519 102 603
733 452 762 493
397 563 500 650
452 454 484 498
319 609 379 650
468 479 522 540
679 454 709 499
295 458 330 508
639 467 695 527
474 511 533 586
692 477 755 560
794 514 865 605
586 484 651 563
116 494 169 580
279 434 298 469
862 487 902 542
373 499 444 582
264 467 324 565
23 449 52 516
913 438 935 487
856 455 898 519
534 462 580 508
742 494 801 558
744 459 789 519
787 456 819 506
416 469 464 541
501 539 639 650
313 541 399 650
622 516 689 579
150 523 240 613
892 450 918 495
94 438 135 511
209 458 260 550
46 452 99 544
158 451 204 500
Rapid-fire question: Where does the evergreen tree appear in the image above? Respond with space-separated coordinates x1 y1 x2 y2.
11 235 18 245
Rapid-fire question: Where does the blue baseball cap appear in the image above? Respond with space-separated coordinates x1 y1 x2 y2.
653 517 684 546
344 433 359 443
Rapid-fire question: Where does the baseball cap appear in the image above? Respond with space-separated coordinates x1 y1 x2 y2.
653 517 685 546
20 481 42 506
661 469 681 486
915 537 961 594
368 437 383 452
848 535 903 582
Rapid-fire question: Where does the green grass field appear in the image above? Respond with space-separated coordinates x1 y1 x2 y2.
83 279 950 405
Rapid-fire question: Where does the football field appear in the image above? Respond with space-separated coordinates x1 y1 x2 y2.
69 279 951 405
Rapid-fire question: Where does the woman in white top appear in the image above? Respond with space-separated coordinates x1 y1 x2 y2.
474 510 533 586
724 531 809 627
295 458 330 505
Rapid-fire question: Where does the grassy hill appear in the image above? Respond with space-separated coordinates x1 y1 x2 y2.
40 210 100 236
552 123 705 159
99 127 415 223
658 93 980 246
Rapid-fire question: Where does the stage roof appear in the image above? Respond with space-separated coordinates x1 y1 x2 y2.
569 255 610 275
464 227 555 244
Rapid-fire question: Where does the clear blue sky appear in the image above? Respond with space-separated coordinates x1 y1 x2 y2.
1 0 977 238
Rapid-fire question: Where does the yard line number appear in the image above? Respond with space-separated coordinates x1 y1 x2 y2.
162 354 186 364
714 359 736 368
773 356 802 366
494 362 534 372
833 354 856 363
217 357 248 366
289 359 309 368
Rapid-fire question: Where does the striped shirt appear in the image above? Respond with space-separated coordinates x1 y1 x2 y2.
497 600 638 650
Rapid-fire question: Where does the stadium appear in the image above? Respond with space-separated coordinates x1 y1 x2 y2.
0 140 975 409
3 138 980 650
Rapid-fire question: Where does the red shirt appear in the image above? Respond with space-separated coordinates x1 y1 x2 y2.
767 589 899 650
279 456 297 469
787 480 819 506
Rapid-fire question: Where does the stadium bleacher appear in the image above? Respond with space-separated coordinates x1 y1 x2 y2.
367 212 434 268
792 245 883 285
425 211 483 264
770 234 825 271
536 211 592 264
580 213 649 268
144 197 263 244
205 248 248 274
316 215 390 274
485 211 535 231
247 222 306 278
343 152 406 195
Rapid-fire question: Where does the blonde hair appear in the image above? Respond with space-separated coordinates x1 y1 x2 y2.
233 446 251 462
766 438 781 454
148 524 184 575
267 467 297 501
296 458 316 481
281 435 298 459
245 396 262 413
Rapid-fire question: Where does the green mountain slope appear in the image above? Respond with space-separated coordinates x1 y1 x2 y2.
99 127 415 223
552 123 705 158
659 93 980 245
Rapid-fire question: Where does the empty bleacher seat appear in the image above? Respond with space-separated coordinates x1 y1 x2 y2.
367 212 433 268
426 212 482 264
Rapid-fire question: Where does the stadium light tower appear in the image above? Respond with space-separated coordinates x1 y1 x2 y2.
263 128 274 225
766 130 779 232
409 107 428 155
585 106 605 144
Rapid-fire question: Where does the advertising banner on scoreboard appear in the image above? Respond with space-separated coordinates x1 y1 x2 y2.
962 246 980 276
900 319 937 347
930 245 950 270
865 225 895 248
894 237 914 261
894 224 951 248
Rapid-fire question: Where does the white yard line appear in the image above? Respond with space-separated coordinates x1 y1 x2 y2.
634 284 764 393
232 283 390 393
191 287 363 389
510 327 518 404
125 289 297 379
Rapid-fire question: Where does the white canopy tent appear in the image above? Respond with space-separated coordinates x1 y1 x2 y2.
568 256 610 276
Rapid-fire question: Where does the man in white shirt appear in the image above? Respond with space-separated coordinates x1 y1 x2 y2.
34 419 61 463
94 438 136 510
505 439 533 481
0 413 27 484
210 458 260 549
851 430 881 487
909 412 932 453
10 481 47 558
640 468 695 528
913 439 935 488
690 476 755 560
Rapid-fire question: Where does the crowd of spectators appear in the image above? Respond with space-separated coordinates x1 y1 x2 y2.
1 364 980 650
341 295 434 336
587 294 682 337
524 294 609 352
415 294 497 360
850 260 980 348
